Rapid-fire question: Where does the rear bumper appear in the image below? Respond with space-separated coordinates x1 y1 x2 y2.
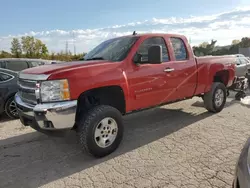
14 93 77 130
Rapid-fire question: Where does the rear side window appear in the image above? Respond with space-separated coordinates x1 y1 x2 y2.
137 37 169 62
6 61 29 71
0 73 13 82
170 37 188 61
239 57 248 65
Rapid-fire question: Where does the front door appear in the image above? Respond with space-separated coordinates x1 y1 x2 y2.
126 36 179 111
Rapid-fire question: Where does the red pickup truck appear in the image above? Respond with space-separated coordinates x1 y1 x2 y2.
15 33 236 158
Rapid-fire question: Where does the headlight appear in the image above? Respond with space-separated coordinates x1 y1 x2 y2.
40 79 70 102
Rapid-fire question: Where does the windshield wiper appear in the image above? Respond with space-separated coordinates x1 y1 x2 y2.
85 57 105 61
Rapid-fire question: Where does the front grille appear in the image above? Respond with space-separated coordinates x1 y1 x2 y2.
18 79 38 105
19 79 37 89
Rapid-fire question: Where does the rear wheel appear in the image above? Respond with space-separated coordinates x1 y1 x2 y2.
5 96 19 119
77 105 124 158
203 82 227 113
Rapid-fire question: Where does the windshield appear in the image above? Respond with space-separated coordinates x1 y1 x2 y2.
83 36 139 62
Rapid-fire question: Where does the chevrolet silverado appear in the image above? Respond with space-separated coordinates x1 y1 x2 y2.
15 33 236 157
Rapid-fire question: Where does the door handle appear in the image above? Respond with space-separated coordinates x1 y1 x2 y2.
164 68 175 72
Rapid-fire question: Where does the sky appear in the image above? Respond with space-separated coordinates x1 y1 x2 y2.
0 0 250 53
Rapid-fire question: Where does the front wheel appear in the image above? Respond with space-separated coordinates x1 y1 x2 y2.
5 96 19 119
77 105 124 158
203 82 227 113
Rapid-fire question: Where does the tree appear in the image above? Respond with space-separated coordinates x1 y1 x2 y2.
41 44 49 59
20 36 49 58
199 42 209 48
21 36 36 58
232 40 240 45
50 52 56 60
11 38 22 57
193 39 217 56
34 39 43 58
239 37 250 48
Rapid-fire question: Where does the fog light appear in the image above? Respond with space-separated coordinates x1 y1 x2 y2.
44 121 54 128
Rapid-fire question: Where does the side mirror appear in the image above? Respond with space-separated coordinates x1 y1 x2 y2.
148 45 162 64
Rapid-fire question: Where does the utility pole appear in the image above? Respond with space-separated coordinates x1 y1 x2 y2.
65 41 68 55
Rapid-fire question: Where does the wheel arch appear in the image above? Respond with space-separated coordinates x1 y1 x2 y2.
74 85 126 125
4 92 17 110
205 69 231 93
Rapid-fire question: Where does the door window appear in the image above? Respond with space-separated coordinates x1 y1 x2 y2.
6 61 29 71
170 37 188 61
137 37 169 62
239 57 248 65
0 72 14 82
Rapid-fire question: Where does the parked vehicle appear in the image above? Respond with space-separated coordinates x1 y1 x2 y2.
15 33 236 157
0 58 61 72
226 54 250 78
0 68 19 118
233 137 250 188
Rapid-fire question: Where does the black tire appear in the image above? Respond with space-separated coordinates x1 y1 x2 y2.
203 82 227 113
5 96 19 119
235 91 246 101
77 105 124 158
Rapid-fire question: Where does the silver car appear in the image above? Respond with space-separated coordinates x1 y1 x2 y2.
234 55 250 78
233 137 250 188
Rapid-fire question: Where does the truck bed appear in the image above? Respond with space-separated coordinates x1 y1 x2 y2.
194 55 236 95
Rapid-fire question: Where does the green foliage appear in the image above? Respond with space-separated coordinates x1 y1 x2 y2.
193 39 217 56
21 36 35 58
0 50 12 58
239 37 250 48
232 40 240 45
193 37 250 56
3 35 85 61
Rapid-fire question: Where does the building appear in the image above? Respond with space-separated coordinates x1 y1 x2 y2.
239 47 250 57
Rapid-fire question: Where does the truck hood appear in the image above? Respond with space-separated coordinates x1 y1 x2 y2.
22 60 112 75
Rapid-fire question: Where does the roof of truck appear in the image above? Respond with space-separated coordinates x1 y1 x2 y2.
121 33 187 39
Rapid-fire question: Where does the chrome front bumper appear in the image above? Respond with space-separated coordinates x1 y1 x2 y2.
15 93 77 130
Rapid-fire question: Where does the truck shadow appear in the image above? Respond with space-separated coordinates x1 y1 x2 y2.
191 92 247 109
0 106 215 188
0 114 16 123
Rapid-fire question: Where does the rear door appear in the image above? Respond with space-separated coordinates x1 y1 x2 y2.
235 57 247 77
0 71 16 107
163 37 197 99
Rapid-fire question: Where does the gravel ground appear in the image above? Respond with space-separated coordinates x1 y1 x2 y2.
0 92 250 188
